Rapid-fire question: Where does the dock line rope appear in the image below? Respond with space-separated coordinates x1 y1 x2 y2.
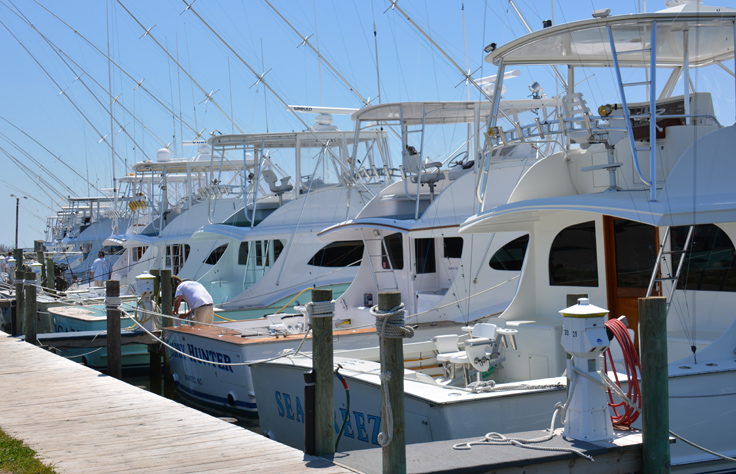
370 302 413 448
370 303 414 339
305 300 335 319
452 406 594 461
122 309 313 367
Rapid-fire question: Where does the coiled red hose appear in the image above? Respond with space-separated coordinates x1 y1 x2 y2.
603 318 642 427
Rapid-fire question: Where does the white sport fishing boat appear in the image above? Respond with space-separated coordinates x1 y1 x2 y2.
192 109 391 312
53 196 129 285
164 98 557 418
320 99 555 327
107 144 246 292
250 4 736 470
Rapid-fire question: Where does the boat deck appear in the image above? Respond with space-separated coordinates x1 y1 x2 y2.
0 331 354 473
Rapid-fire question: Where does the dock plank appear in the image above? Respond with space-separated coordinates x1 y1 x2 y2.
0 332 353 473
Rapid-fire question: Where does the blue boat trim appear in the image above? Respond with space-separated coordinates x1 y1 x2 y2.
174 381 258 411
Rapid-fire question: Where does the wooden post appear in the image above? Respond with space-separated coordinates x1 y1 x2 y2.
14 248 24 335
36 250 45 284
377 291 406 474
106 280 122 379
150 269 161 307
160 269 173 324
639 296 670 473
159 269 175 397
148 344 163 395
13 248 23 274
45 257 55 292
311 288 334 456
24 271 37 345
13 249 24 335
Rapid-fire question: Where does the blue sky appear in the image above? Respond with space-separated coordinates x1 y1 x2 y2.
1 0 733 247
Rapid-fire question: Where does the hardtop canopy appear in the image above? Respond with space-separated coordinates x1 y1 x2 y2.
352 99 557 125
486 12 736 68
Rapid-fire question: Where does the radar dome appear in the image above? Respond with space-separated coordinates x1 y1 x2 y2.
156 148 172 162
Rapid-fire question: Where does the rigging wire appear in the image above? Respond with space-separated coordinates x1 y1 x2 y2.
180 0 379 199
0 116 104 195
0 130 77 197
262 0 369 106
31 0 200 139
115 0 244 134
0 17 128 169
3 0 159 162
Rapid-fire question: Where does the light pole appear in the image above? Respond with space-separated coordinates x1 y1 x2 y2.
10 194 27 249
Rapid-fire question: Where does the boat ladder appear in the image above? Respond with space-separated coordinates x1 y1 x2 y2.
365 237 400 292
607 22 659 201
646 226 694 313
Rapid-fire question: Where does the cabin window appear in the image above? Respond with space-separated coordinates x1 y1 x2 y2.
381 233 404 270
133 246 148 262
308 241 364 267
204 244 228 265
415 238 436 274
238 242 249 265
490 234 529 271
549 222 598 286
672 224 736 292
272 240 284 264
166 244 190 275
443 237 463 258
256 241 265 266
239 240 284 266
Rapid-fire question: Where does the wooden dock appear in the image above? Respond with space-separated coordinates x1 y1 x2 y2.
0 331 355 473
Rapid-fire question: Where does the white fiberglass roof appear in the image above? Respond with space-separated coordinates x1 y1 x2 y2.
486 12 736 68
131 159 246 173
353 99 557 124
209 129 386 150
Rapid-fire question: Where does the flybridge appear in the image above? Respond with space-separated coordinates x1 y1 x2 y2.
286 105 359 116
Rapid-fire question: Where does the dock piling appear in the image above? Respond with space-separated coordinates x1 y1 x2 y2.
159 269 175 397
45 256 55 292
24 271 37 345
639 296 670 473
160 269 173 320
36 251 45 283
377 291 406 474
311 288 334 456
106 280 122 379
14 249 24 335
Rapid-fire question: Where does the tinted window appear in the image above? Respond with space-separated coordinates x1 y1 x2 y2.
238 242 249 265
415 238 436 274
672 224 736 292
308 241 364 267
490 234 529 271
381 233 404 269
273 240 284 263
443 237 463 258
549 222 598 286
204 244 228 265
256 241 264 266
133 246 148 262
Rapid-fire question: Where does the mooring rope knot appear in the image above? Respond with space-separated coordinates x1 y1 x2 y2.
370 303 414 339
304 300 335 319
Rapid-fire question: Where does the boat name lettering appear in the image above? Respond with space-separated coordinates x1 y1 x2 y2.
176 343 234 372
274 390 381 445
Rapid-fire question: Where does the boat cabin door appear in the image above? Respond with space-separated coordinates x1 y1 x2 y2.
603 216 660 344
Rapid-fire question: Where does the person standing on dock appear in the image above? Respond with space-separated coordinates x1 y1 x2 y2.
90 251 111 287
173 279 214 324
